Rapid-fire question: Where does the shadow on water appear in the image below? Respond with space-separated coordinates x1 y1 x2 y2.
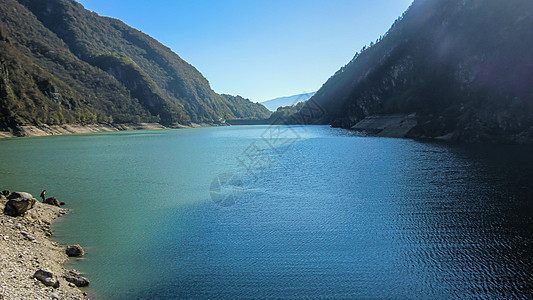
392 142 533 299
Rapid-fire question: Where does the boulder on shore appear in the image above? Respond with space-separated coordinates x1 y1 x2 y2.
33 269 60 288
4 192 37 217
7 192 34 200
66 245 85 257
1 190 10 196
64 274 90 287
44 197 61 207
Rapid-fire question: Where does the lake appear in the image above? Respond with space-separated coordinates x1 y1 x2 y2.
0 125 531 299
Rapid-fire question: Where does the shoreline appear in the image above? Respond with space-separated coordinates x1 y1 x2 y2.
0 122 226 139
0 193 89 299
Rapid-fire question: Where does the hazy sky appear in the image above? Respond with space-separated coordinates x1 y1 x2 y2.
77 0 413 102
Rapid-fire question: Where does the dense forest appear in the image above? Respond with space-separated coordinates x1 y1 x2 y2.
296 0 533 143
0 0 270 130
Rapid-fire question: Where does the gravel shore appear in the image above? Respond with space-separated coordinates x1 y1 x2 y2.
0 122 225 138
0 195 89 300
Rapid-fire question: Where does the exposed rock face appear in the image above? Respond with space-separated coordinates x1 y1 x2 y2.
65 245 84 258
44 197 61 207
351 114 418 138
4 193 36 217
33 269 60 288
1 190 9 196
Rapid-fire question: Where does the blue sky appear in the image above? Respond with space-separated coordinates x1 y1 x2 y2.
77 0 413 102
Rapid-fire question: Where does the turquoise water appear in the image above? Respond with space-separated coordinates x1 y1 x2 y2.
0 126 532 299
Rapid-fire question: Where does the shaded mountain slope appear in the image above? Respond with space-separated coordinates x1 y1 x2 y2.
302 0 533 143
0 0 270 131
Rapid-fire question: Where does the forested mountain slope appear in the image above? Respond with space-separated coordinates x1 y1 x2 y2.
0 0 270 131
302 0 533 143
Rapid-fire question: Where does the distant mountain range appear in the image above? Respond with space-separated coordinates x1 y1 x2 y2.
295 0 533 144
261 92 316 111
0 0 270 131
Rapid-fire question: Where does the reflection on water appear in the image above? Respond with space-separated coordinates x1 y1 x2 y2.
0 126 531 299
